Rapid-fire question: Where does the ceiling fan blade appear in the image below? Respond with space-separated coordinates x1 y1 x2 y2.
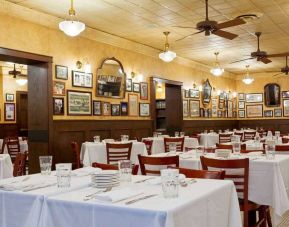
175 30 204 42
259 57 272 64
172 26 197 29
230 57 255 64
212 29 238 40
266 53 289 58
217 18 246 29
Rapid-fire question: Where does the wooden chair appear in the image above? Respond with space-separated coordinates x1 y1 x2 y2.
243 131 256 141
92 162 139 175
6 137 21 162
216 143 233 150
71 142 82 169
234 132 244 140
106 142 132 164
219 133 231 143
282 137 289 144
176 167 225 179
275 145 289 151
200 156 271 227
138 154 179 175
164 137 184 152
13 151 28 177
142 139 153 155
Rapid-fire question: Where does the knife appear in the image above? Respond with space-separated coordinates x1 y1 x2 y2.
125 194 158 205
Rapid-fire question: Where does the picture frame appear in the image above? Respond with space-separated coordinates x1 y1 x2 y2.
200 108 204 117
202 79 212 106
238 101 245 109
5 93 14 102
219 92 225 100
72 71 93 88
111 104 121 116
264 110 273 117
189 100 200 117
4 103 15 121
183 100 189 117
184 90 189 98
93 101 102 116
53 97 64 115
238 110 245 118
139 103 150 117
120 102 128 116
283 99 289 117
53 81 66 96
219 99 224 109
232 98 237 109
246 104 263 118
103 102 111 116
55 65 68 80
233 111 237 118
67 90 92 115
189 89 199 98
128 93 138 116
126 79 132 92
274 108 282 117
217 110 222 118
140 82 148 100
133 83 140 93
282 91 289 99
245 93 263 103
238 93 245 100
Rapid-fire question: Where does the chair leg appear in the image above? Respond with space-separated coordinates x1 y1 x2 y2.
244 210 249 227
265 206 272 227
248 210 256 227
258 206 266 227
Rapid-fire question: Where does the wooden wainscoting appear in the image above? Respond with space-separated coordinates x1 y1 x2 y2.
52 120 154 163
0 124 18 138
238 119 289 133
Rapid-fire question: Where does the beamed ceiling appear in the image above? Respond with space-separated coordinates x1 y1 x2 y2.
6 0 289 74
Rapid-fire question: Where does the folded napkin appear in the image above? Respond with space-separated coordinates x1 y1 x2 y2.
72 166 101 177
94 188 143 203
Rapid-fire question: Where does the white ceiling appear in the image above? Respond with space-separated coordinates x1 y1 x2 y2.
6 0 289 73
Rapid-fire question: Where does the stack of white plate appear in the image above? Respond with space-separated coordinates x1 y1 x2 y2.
91 170 120 188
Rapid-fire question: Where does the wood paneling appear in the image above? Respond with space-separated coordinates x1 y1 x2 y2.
238 119 289 133
0 124 18 138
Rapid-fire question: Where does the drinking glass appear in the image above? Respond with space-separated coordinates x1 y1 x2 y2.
56 163 72 188
232 142 241 156
204 130 208 134
231 135 240 143
161 169 179 198
93 135 100 143
118 160 132 182
180 132 185 137
39 156 52 175
169 143 177 154
121 135 129 142
157 133 162 137
175 132 179 137
265 144 275 160
153 132 158 138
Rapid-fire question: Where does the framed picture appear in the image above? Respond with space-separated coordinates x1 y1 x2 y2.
128 94 138 116
140 82 148 100
282 91 289 99
120 102 128 116
53 97 64 115
202 79 212 106
245 93 263 103
212 106 217 117
219 99 224 109
126 79 132 91
219 92 225 100
55 65 68 80
183 100 189 117
4 103 15 121
5 93 14 102
111 104 120 116
238 93 245 100
184 90 189 98
189 100 200 117
238 101 245 109
283 99 289 117
228 100 233 110
189 89 199 98
238 110 245 118
232 98 237 109
217 110 222 118
53 81 66 96
233 111 237 118
246 104 263 118
264 110 273 117
67 90 92 115
139 103 150 117
212 98 217 106
133 83 140 93
72 71 93 88
93 101 102 116
103 102 111 116
200 108 204 117
274 108 282 117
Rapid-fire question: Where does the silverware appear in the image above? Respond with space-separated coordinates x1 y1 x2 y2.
134 177 155 184
84 187 112 201
180 179 197 187
125 194 158 205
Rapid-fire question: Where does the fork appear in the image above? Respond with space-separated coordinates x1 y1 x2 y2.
83 187 112 201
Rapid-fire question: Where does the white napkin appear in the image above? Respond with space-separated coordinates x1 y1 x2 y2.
94 188 143 203
0 178 55 191
72 167 101 177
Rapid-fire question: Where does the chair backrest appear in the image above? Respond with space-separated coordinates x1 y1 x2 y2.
142 139 153 155
216 143 233 150
106 142 132 164
243 131 256 141
282 137 289 144
177 167 225 179
219 134 231 143
164 137 184 152
92 162 139 175
234 132 243 140
13 151 28 177
6 137 20 161
71 142 81 169
138 154 179 175
275 145 289 151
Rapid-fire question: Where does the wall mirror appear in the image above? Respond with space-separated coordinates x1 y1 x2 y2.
202 79 212 106
264 83 280 107
96 57 126 98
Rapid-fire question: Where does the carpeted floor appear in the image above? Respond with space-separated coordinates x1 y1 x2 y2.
278 211 289 227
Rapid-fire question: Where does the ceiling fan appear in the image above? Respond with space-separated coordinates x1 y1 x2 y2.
8 64 27 78
174 0 246 41
231 32 289 64
273 56 289 77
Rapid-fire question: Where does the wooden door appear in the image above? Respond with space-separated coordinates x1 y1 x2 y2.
16 91 28 137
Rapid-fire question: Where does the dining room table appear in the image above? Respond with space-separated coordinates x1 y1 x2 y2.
0 154 13 179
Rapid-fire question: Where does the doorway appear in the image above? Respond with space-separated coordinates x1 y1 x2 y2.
16 91 28 137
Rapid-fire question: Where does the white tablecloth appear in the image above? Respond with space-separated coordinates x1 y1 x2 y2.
0 154 13 179
198 133 220 147
0 139 28 154
80 142 147 166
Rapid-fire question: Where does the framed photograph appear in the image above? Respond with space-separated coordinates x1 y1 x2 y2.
219 92 225 100
233 98 237 109
238 110 245 118
53 97 64 115
238 101 245 109
128 94 138 116
212 98 217 106
233 111 237 118
245 93 263 103
133 83 140 93
103 102 111 116
72 71 93 88
53 81 66 96
93 101 102 116
5 93 14 102
217 110 222 118
55 65 68 80
228 110 233 118
189 100 200 117
111 104 120 116
228 100 233 110
282 91 289 99
246 104 263 118
219 99 224 109
283 99 289 117
140 82 148 100
274 108 282 117
126 79 132 92
202 79 212 106
264 110 273 117
139 103 150 117
189 89 199 98
120 102 128 116
212 106 217 117
238 93 245 100
4 103 15 121
184 90 189 98
67 90 92 115
183 100 189 117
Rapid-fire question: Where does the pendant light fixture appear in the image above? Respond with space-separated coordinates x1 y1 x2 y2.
242 65 254 85
210 52 224 76
59 0 85 37
159 32 176 63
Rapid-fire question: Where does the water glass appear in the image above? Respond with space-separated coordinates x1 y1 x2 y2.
265 145 275 160
121 135 129 142
174 132 179 137
161 169 179 198
180 132 185 137
93 135 100 143
231 135 240 143
153 132 158 137
39 156 52 175
118 160 132 182
204 130 208 134
56 163 72 188
232 142 241 155
169 143 177 153
157 133 162 137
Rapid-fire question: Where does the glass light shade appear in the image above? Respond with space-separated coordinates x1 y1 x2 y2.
210 67 224 76
159 50 176 62
16 78 27 86
242 77 254 85
59 20 85 37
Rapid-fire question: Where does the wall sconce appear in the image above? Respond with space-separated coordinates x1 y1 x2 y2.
76 58 91 73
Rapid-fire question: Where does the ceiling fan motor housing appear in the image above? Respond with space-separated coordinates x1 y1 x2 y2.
196 20 218 33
